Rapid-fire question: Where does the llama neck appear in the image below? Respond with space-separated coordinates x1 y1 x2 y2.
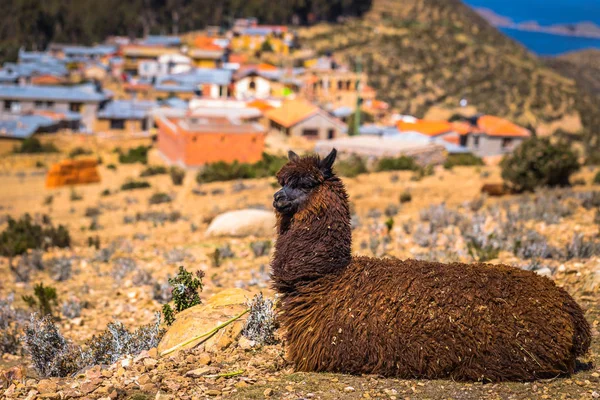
271 179 352 293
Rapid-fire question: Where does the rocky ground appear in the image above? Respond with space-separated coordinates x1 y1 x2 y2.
0 148 599 399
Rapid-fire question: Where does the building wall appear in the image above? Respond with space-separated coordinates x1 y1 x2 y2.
0 99 98 130
466 134 525 157
234 76 271 99
288 113 346 140
95 119 144 133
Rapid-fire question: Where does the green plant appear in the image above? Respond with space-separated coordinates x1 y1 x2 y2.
70 189 83 201
68 147 92 158
43 195 54 206
169 166 186 185
500 137 580 192
335 155 368 177
260 39 274 52
118 146 150 164
149 192 172 205
384 217 394 235
100 189 111 196
376 156 418 172
162 266 205 325
594 171 600 185
22 283 58 317
443 153 484 169
35 160 46 168
13 137 58 154
107 164 117 170
121 180 151 191
399 191 412 203
140 165 167 177
196 153 287 183
0 214 70 260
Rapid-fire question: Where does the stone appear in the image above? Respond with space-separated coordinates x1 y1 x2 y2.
196 353 212 366
143 358 158 367
534 267 553 277
238 337 257 350
158 288 251 355
264 388 274 397
344 386 356 393
592 392 599 399
205 209 276 238
185 367 218 378
205 389 221 396
36 380 58 394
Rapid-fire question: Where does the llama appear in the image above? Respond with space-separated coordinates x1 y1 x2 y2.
271 149 591 382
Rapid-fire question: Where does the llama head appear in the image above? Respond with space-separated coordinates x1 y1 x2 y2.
272 149 337 217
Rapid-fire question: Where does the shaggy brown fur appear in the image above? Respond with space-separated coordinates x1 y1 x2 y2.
271 150 591 382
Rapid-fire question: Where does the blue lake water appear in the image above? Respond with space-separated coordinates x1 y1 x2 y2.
463 0 600 55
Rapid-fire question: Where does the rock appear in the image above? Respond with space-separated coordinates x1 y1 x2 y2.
36 380 58 394
205 389 221 396
158 288 251 355
534 267 553 277
155 392 174 400
196 353 212 366
238 337 257 350
592 392 599 399
344 386 356 393
143 358 158 367
264 388 274 397
185 367 217 378
205 209 276 238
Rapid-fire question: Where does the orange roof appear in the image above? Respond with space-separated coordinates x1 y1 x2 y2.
265 99 319 128
397 119 453 136
30 75 64 85
228 53 248 64
123 82 152 91
247 99 274 112
257 63 278 71
441 134 460 145
193 36 222 51
451 121 473 135
476 115 531 138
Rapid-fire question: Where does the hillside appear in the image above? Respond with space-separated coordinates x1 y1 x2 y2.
545 49 600 96
299 0 600 154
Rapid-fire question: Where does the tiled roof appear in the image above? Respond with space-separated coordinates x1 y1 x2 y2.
265 98 319 128
0 115 56 139
396 119 453 136
156 68 233 87
138 36 181 47
0 84 110 102
476 115 531 138
61 45 117 57
97 100 157 120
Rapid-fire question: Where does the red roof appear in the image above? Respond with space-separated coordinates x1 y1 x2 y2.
397 119 453 136
476 115 531 138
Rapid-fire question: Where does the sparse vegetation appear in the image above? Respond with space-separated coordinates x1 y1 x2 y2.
140 165 167 177
13 137 58 154
594 171 600 185
148 192 172 205
68 147 92 158
169 166 186 185
22 283 59 317
0 214 70 260
399 190 412 203
121 180 151 191
118 146 150 164
242 293 278 345
443 153 484 169
335 155 368 177
501 137 580 192
376 155 419 172
196 153 287 183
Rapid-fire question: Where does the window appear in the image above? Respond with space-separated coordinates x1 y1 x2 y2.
328 129 335 139
70 102 82 112
110 119 125 130
473 136 480 148
249 79 256 90
502 138 513 149
35 100 43 108
4 100 19 112
302 129 319 139
34 101 54 109
337 81 343 90
4 100 12 111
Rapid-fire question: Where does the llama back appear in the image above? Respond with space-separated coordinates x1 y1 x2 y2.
279 256 590 380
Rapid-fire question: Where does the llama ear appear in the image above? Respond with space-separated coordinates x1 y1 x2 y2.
320 148 337 173
288 150 300 161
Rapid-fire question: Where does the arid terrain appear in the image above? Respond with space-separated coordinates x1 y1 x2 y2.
0 138 599 399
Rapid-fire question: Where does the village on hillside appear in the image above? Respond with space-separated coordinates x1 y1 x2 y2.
0 18 532 166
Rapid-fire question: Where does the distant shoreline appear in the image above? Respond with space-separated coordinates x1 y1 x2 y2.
475 7 600 39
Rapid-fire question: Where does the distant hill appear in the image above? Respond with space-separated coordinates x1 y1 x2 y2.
299 0 600 157
545 50 600 96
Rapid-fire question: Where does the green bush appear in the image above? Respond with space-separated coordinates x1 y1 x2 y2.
106 164 117 171
169 166 186 185
162 266 204 325
0 214 70 258
594 171 600 185
14 137 58 154
68 147 92 158
23 283 58 317
148 192 171 205
399 190 412 203
196 153 287 183
118 146 150 164
443 153 484 169
140 165 167 177
500 137 580 192
335 155 368 177
376 156 418 172
121 180 151 191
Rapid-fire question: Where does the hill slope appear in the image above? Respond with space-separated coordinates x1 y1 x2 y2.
299 0 599 152
545 50 600 96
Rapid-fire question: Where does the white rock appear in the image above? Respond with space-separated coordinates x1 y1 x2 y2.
205 209 276 238
344 386 355 393
534 267 553 277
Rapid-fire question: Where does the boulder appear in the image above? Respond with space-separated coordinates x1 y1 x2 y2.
158 288 251 356
205 209 276 238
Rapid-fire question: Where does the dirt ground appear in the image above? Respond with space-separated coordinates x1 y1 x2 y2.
0 141 598 399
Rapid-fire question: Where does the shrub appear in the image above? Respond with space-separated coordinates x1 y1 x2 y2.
70 189 83 201
100 189 111 196
376 156 418 172
211 244 235 267
335 155 368 177
196 153 287 183
443 153 484 169
500 137 580 192
121 180 151 191
594 171 600 185
140 165 167 177
242 293 278 345
149 192 172 205
85 207 102 218
62 298 83 319
0 214 70 259
169 166 185 185
107 164 117 170
68 147 92 158
51 257 73 282
162 266 204 325
22 283 58 317
399 191 412 203
111 257 137 282
14 137 58 154
118 146 150 164
250 241 272 257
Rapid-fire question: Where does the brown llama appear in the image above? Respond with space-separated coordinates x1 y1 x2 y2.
271 149 591 382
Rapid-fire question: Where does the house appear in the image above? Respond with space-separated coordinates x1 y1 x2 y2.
154 68 233 100
0 84 111 130
265 98 347 140
461 115 531 157
301 64 368 107
360 124 470 154
155 113 266 167
0 114 59 140
0 58 68 85
230 26 293 55
233 66 303 100
138 36 182 48
96 100 157 133
187 36 227 68
121 45 181 75
49 44 116 62
138 53 192 79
